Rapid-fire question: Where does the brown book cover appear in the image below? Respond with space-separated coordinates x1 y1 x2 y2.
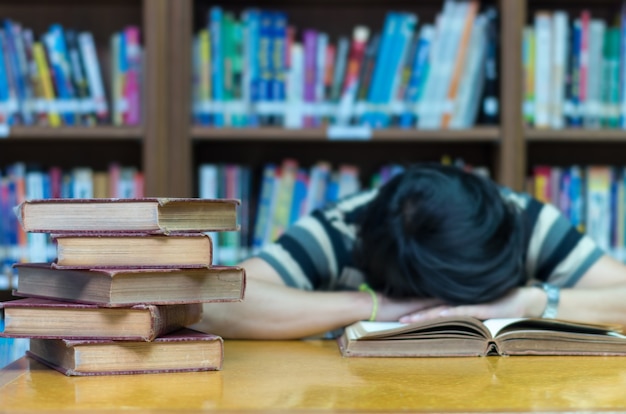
338 317 626 357
51 232 213 269
27 328 224 376
0 298 202 341
13 263 246 306
14 197 240 234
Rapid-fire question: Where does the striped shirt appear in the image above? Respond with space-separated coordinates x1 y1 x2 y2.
256 187 604 293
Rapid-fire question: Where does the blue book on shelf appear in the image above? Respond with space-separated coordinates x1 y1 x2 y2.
244 8 261 127
289 168 308 225
258 10 274 125
45 24 77 125
0 29 13 126
210 6 225 127
362 12 397 127
271 11 288 126
252 163 277 253
400 25 433 128
3 19 34 126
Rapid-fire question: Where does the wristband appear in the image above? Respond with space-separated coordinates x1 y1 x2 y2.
359 283 378 322
534 282 560 319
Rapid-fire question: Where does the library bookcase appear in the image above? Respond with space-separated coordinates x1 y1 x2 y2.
2 0 626 294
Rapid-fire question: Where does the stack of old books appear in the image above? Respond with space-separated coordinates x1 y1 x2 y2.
0 197 244 376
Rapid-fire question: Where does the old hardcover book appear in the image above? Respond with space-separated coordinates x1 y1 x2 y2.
338 316 626 357
0 298 202 341
27 328 224 376
15 197 240 233
52 233 213 269
13 263 246 306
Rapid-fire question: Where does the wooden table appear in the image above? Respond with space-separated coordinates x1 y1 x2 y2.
2 339 626 412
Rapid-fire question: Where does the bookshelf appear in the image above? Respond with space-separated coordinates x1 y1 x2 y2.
0 0 172 197
3 0 626 286
169 0 525 199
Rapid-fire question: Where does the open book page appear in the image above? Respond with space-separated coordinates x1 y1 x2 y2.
483 318 626 338
348 317 492 340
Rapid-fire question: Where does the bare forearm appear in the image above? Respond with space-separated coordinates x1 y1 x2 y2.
555 287 626 326
192 278 373 339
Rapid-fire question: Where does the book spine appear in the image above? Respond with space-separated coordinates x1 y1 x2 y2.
271 11 287 127
329 36 349 103
478 7 499 126
584 19 605 129
257 11 273 126
210 6 224 127
579 10 590 128
0 28 13 127
78 32 108 124
123 26 142 126
362 12 396 127
302 29 318 128
533 11 552 129
65 29 93 126
3 19 33 126
252 163 277 253
549 11 568 129
604 27 621 128
563 19 581 127
450 13 488 129
244 8 260 127
46 24 77 125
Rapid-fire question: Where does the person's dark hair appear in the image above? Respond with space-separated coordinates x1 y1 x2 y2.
353 163 528 304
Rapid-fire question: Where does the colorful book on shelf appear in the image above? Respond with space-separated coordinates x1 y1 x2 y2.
0 298 202 341
0 28 13 128
51 232 213 269
12 262 246 306
3 19 34 126
78 31 109 123
477 6 499 126
338 317 626 357
32 40 62 127
44 24 77 126
400 24 433 128
123 26 142 126
65 29 94 126
15 197 240 234
450 13 488 129
271 11 288 127
27 328 224 376
441 0 479 129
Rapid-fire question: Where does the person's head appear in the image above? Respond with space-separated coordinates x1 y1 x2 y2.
353 163 527 304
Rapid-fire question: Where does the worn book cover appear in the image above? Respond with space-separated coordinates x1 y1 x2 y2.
338 316 626 357
15 197 240 234
0 298 202 341
51 232 213 269
27 328 224 376
13 263 246 306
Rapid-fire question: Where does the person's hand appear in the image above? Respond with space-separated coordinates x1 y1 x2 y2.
375 294 445 322
397 286 545 323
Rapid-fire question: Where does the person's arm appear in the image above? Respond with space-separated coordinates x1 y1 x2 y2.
399 255 626 326
192 257 442 339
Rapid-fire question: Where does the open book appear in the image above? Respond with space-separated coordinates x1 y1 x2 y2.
338 316 626 357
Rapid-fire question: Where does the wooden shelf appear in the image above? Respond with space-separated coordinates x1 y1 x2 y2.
526 128 626 143
3 126 144 140
190 126 500 142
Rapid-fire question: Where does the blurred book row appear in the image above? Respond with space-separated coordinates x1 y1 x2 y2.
524 5 626 129
0 19 142 132
0 162 144 281
529 164 626 261
191 0 499 129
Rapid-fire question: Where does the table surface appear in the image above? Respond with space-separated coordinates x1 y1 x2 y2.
3 339 626 413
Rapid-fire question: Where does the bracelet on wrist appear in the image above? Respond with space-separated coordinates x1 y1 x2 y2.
359 283 378 322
